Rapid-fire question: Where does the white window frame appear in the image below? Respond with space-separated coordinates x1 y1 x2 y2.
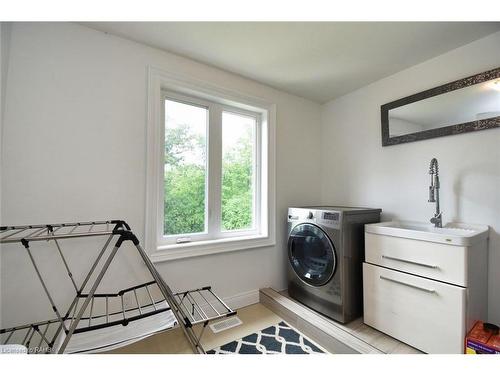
145 66 276 262
159 91 262 244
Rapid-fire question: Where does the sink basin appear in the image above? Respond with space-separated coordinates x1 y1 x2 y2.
365 221 489 246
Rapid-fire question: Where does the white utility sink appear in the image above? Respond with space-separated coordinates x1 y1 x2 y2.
365 221 489 246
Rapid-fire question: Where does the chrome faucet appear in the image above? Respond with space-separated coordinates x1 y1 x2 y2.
428 158 442 228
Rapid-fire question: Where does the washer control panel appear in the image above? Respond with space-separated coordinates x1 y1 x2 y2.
317 211 341 229
288 207 341 229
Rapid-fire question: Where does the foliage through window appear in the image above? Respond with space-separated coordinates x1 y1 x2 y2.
221 112 256 231
162 94 260 243
164 100 207 235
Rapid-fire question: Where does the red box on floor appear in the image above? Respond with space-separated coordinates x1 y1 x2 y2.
465 321 500 354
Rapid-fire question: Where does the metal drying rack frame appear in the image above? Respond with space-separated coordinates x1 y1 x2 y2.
0 220 236 354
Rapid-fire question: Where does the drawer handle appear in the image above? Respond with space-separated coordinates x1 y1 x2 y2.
380 275 436 294
382 255 439 269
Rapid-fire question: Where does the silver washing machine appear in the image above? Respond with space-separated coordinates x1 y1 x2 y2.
287 206 381 323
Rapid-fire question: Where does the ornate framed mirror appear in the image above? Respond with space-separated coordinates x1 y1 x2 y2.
381 67 500 146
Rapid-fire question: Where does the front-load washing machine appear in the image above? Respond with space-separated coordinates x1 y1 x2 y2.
287 206 381 323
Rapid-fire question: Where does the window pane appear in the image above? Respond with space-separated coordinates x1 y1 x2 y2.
222 111 256 231
164 99 207 236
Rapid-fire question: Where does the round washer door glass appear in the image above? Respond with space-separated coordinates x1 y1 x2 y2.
288 223 336 287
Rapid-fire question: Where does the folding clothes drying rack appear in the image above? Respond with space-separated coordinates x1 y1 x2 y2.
0 220 236 354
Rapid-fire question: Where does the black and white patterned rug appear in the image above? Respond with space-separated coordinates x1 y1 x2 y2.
207 321 325 354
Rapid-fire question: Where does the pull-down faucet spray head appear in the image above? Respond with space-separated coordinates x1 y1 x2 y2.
428 159 438 202
428 158 442 228
428 180 435 202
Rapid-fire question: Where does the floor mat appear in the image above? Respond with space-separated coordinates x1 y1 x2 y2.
206 321 326 354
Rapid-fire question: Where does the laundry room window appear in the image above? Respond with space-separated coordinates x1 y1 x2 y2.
221 111 257 232
145 68 276 262
164 99 208 237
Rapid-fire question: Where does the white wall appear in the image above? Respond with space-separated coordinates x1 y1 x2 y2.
320 31 500 323
0 23 322 328
0 23 10 129
0 21 12 328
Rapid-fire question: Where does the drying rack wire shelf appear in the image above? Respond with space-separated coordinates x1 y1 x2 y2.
0 220 235 354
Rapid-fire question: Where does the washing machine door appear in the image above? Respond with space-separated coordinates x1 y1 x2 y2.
288 223 337 287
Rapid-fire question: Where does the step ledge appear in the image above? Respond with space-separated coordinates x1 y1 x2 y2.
259 288 383 354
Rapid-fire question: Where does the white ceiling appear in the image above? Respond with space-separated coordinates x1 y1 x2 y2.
82 22 500 103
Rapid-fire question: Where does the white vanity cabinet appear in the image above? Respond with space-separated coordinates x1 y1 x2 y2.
362 222 489 354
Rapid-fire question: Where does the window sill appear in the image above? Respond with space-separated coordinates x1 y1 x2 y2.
149 235 275 263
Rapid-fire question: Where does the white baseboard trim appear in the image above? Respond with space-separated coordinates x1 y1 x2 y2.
223 289 260 310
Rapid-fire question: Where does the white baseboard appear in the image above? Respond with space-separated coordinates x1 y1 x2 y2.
223 289 260 310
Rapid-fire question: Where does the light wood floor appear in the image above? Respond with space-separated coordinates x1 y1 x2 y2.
104 289 420 354
104 303 282 354
262 288 421 354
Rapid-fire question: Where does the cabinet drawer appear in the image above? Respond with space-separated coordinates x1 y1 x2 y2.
363 263 466 354
365 232 467 286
